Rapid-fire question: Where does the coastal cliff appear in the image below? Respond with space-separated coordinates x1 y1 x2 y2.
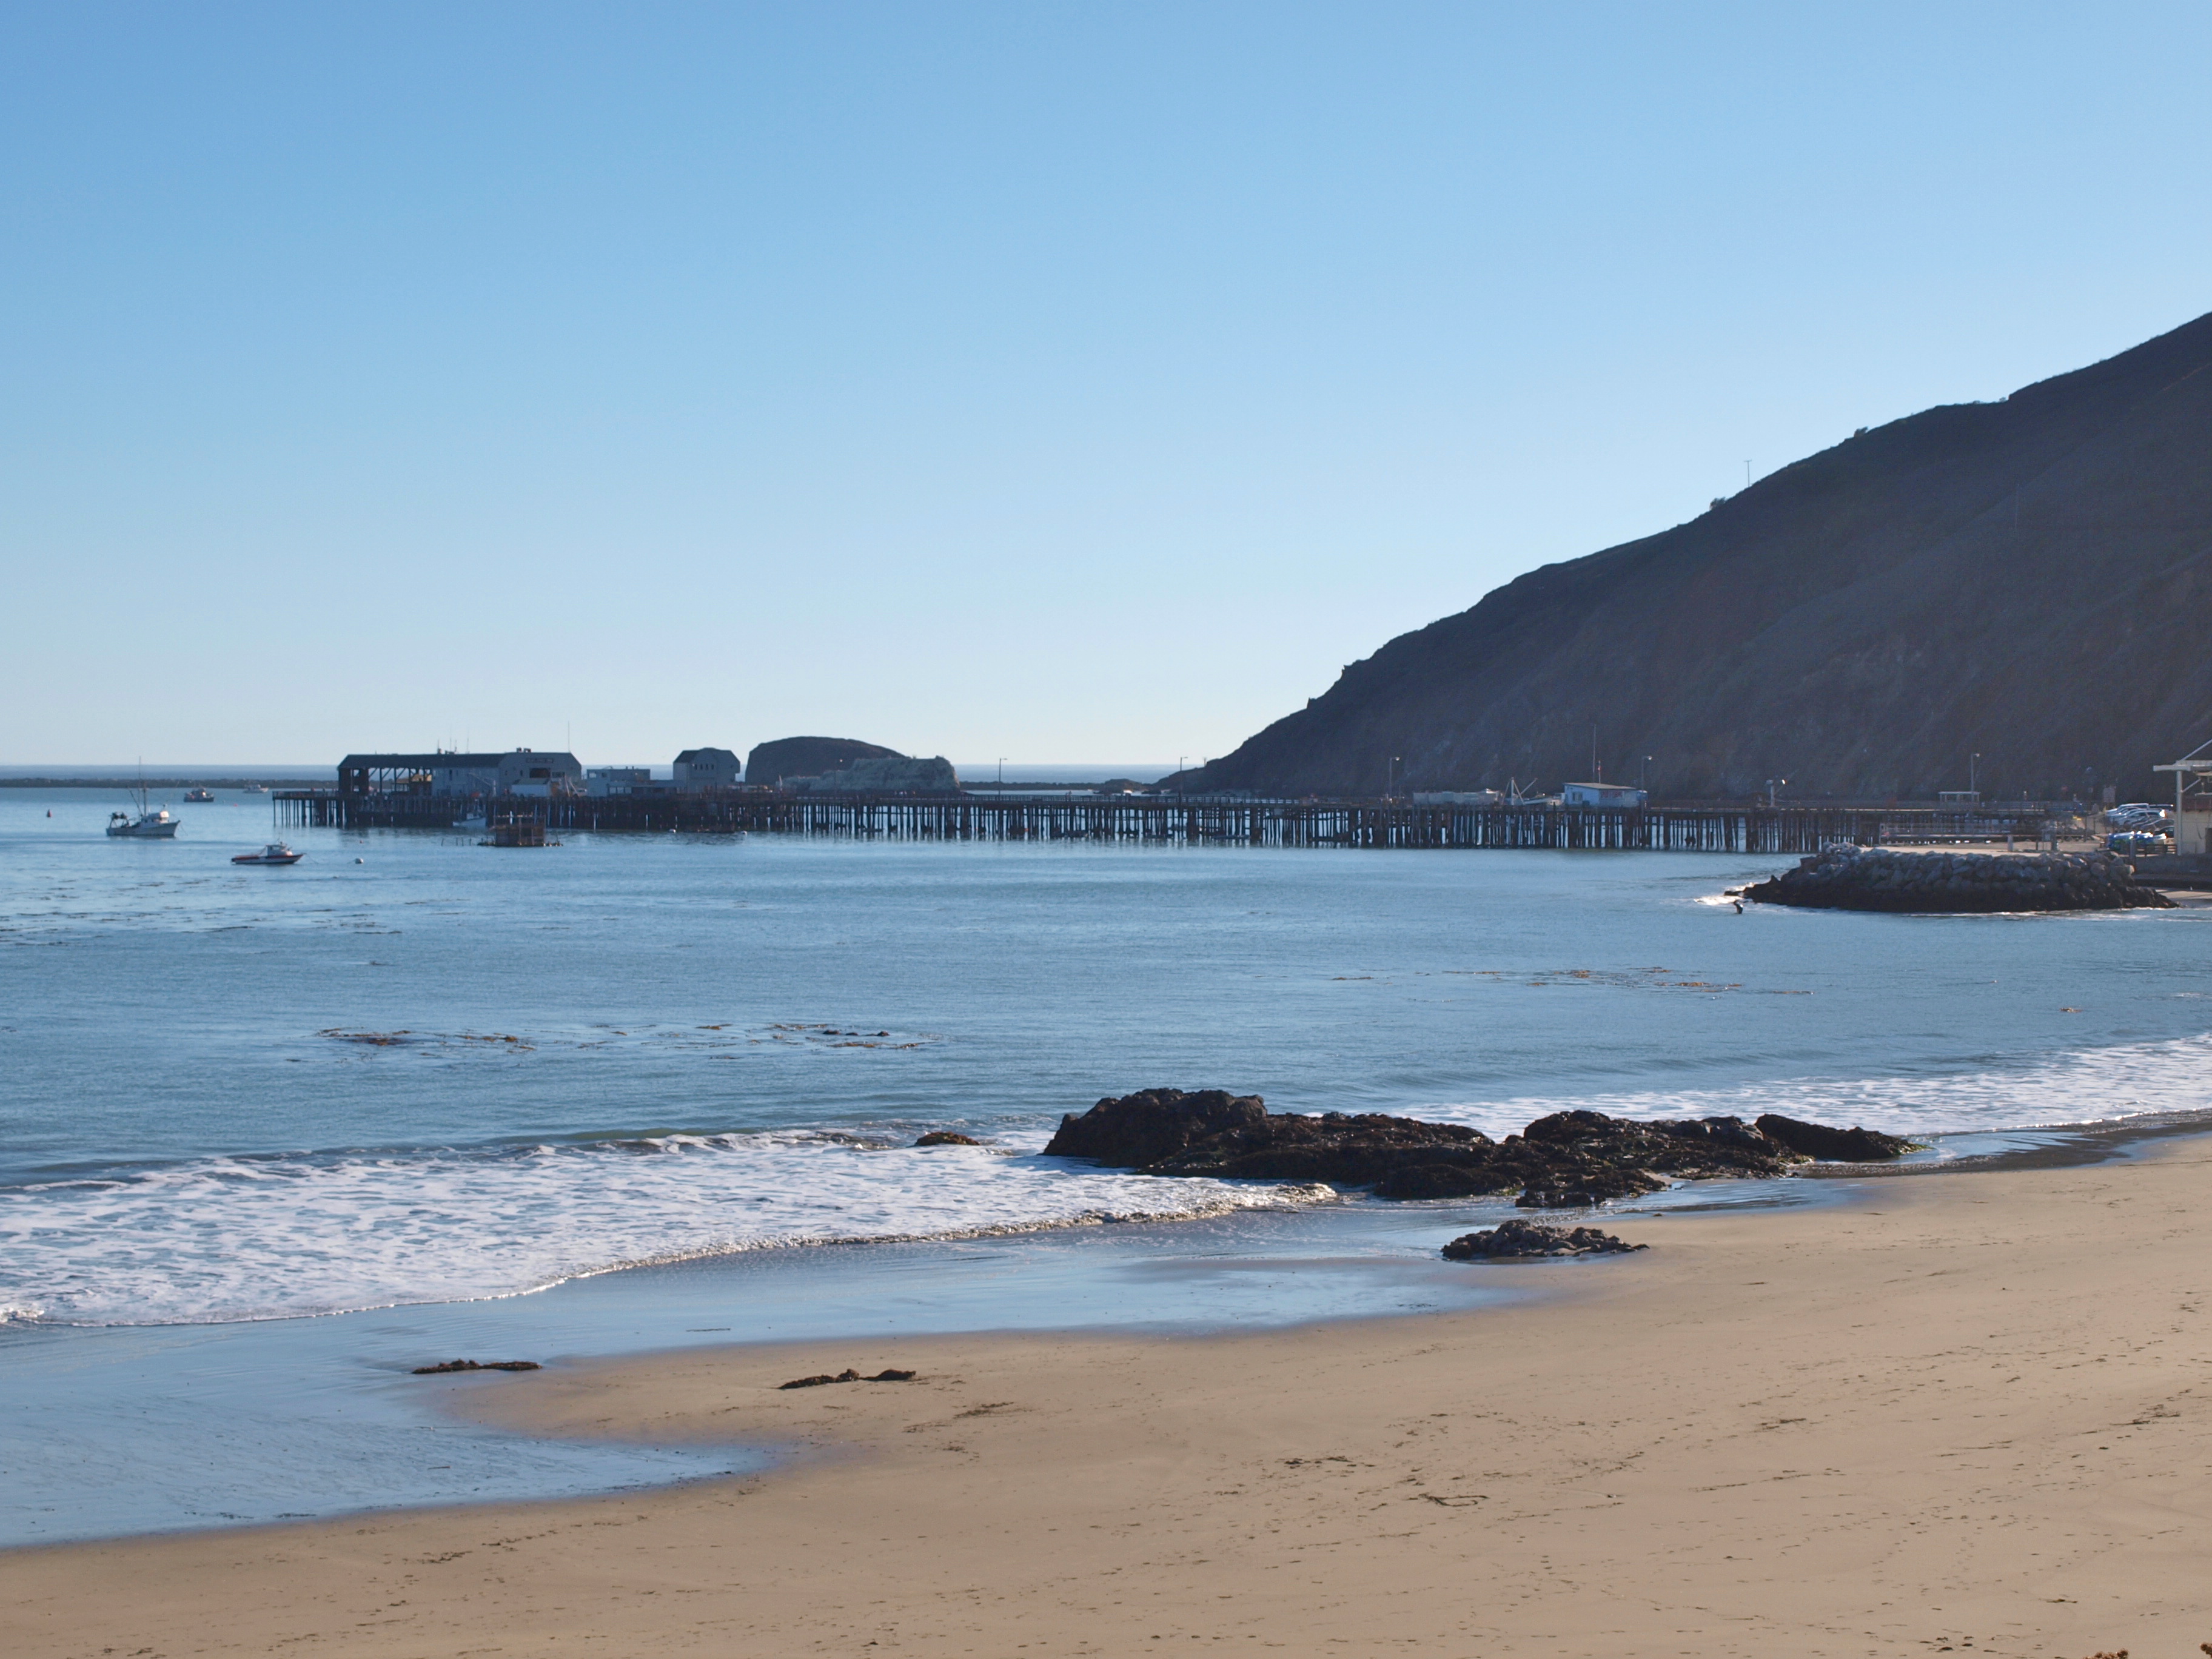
1179 310 2212 802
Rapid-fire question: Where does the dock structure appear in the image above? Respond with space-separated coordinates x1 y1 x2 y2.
275 791 2054 853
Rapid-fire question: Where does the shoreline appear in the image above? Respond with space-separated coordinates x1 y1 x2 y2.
1 1105 2188 1341
9 1133 2211 1656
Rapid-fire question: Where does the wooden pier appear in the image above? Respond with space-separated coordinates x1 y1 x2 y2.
275 791 2054 854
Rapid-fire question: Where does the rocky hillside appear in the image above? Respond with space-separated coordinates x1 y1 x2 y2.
1184 311 2212 801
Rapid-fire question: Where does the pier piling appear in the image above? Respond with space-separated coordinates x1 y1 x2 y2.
274 792 2051 853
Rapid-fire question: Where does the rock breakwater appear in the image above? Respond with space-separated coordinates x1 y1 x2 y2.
1741 846 2174 913
1042 1090 1915 1208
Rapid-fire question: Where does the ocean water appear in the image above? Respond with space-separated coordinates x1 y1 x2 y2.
3 786 2209 1541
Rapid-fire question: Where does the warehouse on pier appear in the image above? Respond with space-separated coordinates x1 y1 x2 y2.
336 750 583 799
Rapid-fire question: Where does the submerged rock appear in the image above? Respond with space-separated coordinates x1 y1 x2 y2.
1442 1219 1647 1259
1743 846 2173 913
1044 1091 1909 1208
411 1359 541 1375
914 1131 983 1147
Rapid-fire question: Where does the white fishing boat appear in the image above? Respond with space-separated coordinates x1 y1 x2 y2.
107 769 180 838
240 782 269 795
107 804 179 838
183 786 215 803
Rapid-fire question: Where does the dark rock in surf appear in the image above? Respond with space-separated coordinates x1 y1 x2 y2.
1044 1090 1909 1208
1041 1088 1279 1169
412 1359 541 1375
914 1131 983 1147
1753 1113 1918 1161
1373 1162 1506 1199
1513 1168 1669 1209
1442 1219 1647 1259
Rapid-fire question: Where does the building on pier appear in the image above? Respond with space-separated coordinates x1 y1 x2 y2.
789 756 959 793
586 766 652 797
336 749 583 799
672 748 743 788
1560 781 1649 809
2154 740 2212 854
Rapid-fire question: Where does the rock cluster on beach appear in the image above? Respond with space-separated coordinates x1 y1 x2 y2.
1741 846 2174 914
1441 1219 1647 1259
779 1367 917 1389
1042 1090 1917 1208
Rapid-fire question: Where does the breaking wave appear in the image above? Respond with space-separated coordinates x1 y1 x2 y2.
0 1127 1333 1327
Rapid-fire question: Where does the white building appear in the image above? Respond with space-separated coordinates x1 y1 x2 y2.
337 750 583 799
585 766 652 798
2153 742 2212 854
1560 781 1648 809
672 748 743 789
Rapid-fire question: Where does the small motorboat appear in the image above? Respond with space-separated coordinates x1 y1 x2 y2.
240 782 269 795
184 786 215 802
232 842 304 866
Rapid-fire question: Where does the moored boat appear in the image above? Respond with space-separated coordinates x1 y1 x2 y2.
231 842 303 866
184 787 215 802
107 767 180 838
106 807 179 838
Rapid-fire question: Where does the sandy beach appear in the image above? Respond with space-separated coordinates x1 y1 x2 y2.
9 1141 2210 1658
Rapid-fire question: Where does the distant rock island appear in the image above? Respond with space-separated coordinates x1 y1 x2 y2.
1179 311 2212 801
746 737 903 786
746 736 959 794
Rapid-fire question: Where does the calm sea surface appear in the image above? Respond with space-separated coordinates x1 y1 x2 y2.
3 786 2208 1541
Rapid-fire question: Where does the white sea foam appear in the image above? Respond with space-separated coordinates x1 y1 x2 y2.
0 1130 1334 1327
10 1034 2207 1329
1418 1033 2212 1138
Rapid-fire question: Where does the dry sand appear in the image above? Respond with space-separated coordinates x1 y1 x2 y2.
8 1142 2211 1658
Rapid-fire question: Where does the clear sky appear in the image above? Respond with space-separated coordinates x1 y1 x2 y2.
6 4 2209 771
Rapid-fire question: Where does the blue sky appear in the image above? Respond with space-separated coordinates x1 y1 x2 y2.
5 3 2209 770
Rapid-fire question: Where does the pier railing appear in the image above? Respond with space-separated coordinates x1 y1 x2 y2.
275 791 2054 853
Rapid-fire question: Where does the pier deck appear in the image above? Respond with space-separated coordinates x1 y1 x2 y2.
275 791 2055 854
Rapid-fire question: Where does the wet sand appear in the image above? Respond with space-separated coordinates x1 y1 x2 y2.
7 1140 2210 1658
